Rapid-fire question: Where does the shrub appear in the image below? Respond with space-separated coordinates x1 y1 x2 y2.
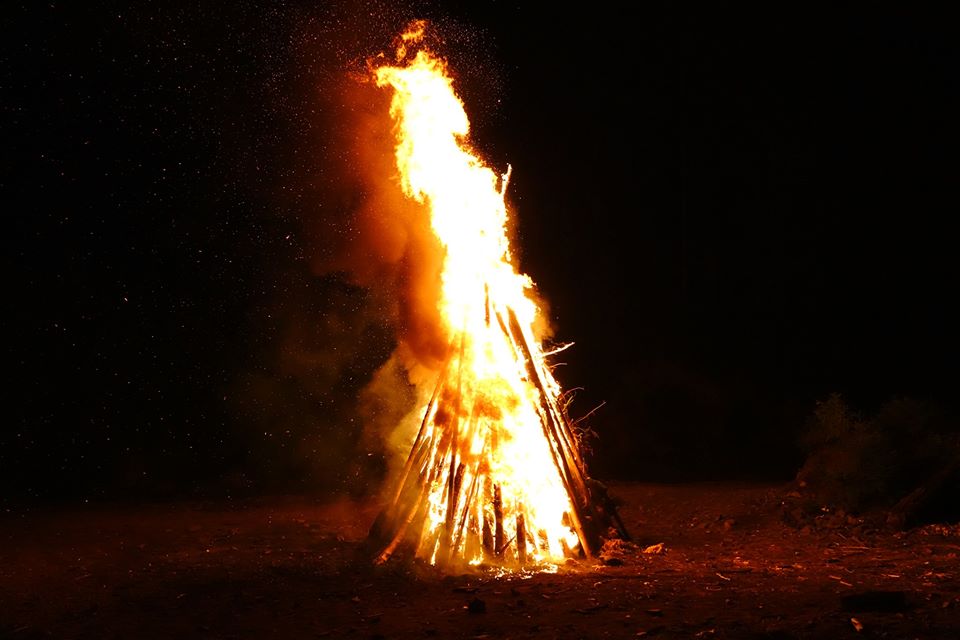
794 393 957 518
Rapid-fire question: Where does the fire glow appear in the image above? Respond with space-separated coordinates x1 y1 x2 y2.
368 21 624 570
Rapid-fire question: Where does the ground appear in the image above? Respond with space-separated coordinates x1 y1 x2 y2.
2 482 959 639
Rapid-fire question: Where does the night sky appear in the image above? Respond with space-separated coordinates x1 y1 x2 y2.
5 2 958 505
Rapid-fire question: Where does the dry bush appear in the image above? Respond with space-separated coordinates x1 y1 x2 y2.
788 393 959 525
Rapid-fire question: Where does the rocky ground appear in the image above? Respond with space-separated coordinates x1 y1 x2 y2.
2 482 959 639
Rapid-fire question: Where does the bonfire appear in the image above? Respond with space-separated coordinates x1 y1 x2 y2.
366 21 628 571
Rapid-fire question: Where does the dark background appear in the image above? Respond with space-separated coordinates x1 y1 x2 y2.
5 2 958 506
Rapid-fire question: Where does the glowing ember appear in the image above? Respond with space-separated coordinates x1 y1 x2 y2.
368 21 625 570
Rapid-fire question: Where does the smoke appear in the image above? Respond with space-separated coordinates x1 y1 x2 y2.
226 5 517 499
315 72 453 480
239 9 462 497
316 77 450 374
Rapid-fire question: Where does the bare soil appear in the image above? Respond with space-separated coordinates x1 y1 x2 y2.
2 482 959 639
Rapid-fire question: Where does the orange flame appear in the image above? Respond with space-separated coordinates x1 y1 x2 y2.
372 22 581 567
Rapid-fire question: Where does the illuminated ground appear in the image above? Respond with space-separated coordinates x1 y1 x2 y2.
2 483 958 639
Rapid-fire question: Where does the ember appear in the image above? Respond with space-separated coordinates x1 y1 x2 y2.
365 21 628 571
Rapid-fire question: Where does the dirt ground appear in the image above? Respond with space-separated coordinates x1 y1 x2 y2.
2 482 959 639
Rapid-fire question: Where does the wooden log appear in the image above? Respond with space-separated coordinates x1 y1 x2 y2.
372 434 436 543
484 283 491 326
502 304 620 557
452 437 488 559
493 484 504 558
495 309 571 492
545 396 586 480
464 512 479 561
439 461 467 563
375 432 451 564
507 307 588 494
386 348 453 511
441 332 468 557
418 522 443 563
482 512 494 560
451 471 479 559
516 513 527 565
375 471 432 564
497 535 515 556
411 452 453 558
374 432 435 540
501 306 595 556
586 477 632 541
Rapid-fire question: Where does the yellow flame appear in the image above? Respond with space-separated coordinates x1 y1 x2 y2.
374 23 579 567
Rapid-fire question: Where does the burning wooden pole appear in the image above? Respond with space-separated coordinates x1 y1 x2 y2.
493 483 505 559
516 512 527 565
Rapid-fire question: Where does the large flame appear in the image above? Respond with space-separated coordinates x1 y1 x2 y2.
372 21 582 567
